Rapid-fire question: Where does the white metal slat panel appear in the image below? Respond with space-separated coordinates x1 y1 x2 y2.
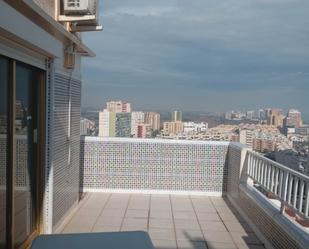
52 73 81 228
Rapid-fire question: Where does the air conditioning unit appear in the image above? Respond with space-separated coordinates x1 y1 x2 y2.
60 0 103 32
63 0 94 15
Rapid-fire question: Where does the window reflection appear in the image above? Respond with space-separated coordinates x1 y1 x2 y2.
14 62 40 248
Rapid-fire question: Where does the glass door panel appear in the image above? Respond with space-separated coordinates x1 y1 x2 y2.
14 62 40 248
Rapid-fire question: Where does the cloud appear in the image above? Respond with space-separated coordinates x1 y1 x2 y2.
105 6 179 17
82 0 309 119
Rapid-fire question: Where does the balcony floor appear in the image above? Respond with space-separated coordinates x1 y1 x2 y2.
61 193 266 249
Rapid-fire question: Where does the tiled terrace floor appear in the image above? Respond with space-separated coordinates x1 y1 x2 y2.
61 193 266 249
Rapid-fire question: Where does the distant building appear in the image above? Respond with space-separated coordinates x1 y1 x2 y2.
171 111 182 122
99 110 116 137
183 122 208 134
131 111 145 136
246 110 255 120
258 109 267 120
145 112 160 131
115 113 131 137
106 100 132 113
239 129 253 148
267 109 284 127
137 124 152 138
225 111 233 120
80 118 95 136
296 126 309 136
163 121 184 135
284 109 302 128
253 138 276 153
99 110 131 137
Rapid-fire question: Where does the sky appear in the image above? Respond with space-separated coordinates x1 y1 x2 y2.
81 0 309 120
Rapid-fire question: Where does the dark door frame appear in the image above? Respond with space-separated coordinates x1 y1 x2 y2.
2 54 46 249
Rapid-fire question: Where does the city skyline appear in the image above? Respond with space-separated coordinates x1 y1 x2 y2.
81 0 309 119
83 102 309 123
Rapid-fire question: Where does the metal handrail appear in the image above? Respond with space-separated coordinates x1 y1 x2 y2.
246 150 309 220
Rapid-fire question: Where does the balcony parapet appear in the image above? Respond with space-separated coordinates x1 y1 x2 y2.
80 136 230 195
246 150 309 223
226 143 309 249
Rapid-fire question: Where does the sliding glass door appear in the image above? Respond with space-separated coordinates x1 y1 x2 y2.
14 62 41 248
0 55 45 249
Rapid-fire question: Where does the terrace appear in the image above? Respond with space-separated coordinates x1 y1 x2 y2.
53 137 309 249
61 193 264 249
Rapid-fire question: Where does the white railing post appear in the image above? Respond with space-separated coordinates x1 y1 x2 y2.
280 171 289 214
292 177 299 209
299 181 305 214
305 183 309 218
240 150 309 220
287 175 293 205
274 168 279 195
248 153 252 177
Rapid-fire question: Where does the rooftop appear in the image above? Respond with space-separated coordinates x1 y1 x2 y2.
61 193 265 249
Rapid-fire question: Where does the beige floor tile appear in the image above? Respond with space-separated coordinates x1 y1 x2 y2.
224 222 252 233
177 240 208 249
194 205 217 213
149 218 174 229
201 221 227 232
174 219 200 230
197 212 221 221
173 211 197 220
94 216 123 227
150 210 173 219
148 228 176 240
92 225 120 232
175 229 204 241
203 231 234 244
126 209 149 218
100 208 126 218
151 239 177 249
121 218 148 230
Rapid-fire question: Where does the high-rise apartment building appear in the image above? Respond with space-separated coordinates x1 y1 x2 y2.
80 118 95 136
163 121 184 135
115 113 131 137
284 109 302 128
267 109 284 127
131 111 145 136
246 110 255 120
239 129 253 148
136 124 152 138
171 110 182 122
99 110 131 137
100 101 132 137
258 109 267 120
145 112 160 131
106 101 132 113
99 110 116 137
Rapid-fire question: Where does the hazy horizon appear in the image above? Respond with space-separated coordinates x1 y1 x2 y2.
81 0 309 120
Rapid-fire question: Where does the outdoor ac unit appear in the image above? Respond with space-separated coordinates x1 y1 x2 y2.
60 0 102 32
64 0 94 15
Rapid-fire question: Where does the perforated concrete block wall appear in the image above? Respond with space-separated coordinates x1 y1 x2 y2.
80 138 229 194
